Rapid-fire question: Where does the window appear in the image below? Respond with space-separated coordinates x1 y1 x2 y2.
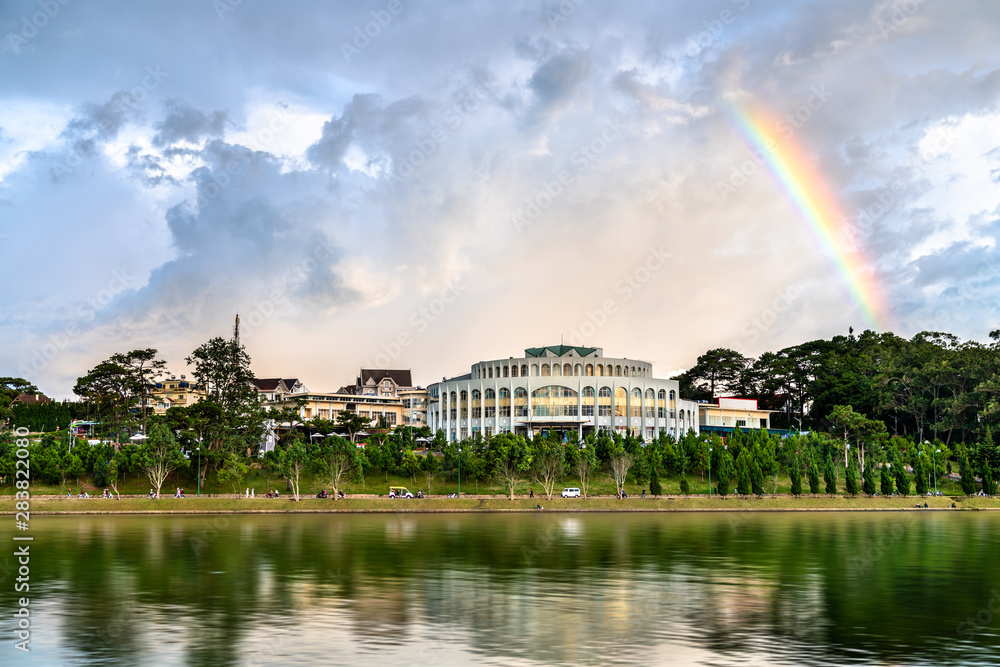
542 364 551 376
658 389 666 418
596 364 604 376
631 388 642 418
512 365 519 377
599 386 612 416
488 367 493 378
503 366 509 377
485 405 496 417
485 388 495 399
531 364 539 376
521 364 528 377
564 363 572 376
514 387 528 417
615 365 622 377
574 364 582 376
615 387 627 417
499 388 510 398
586 364 594 376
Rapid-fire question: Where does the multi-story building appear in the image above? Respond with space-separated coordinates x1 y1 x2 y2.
426 345 700 442
399 388 428 429
270 392 405 429
150 374 207 415
253 378 308 403
698 397 776 434
341 369 414 398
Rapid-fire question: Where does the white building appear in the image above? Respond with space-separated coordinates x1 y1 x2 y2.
427 345 700 442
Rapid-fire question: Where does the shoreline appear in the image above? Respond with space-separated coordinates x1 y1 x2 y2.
4 493 995 515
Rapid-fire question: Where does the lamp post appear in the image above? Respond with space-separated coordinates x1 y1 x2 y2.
197 443 201 498
457 446 461 497
925 441 940 496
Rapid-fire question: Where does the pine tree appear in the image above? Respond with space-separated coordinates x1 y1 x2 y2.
914 456 928 495
649 465 662 497
789 456 802 497
893 453 910 496
960 456 977 495
736 449 752 497
716 448 736 498
880 464 894 496
679 476 690 495
750 457 765 496
862 463 876 496
823 455 837 495
807 459 821 495
984 467 998 496
845 458 859 497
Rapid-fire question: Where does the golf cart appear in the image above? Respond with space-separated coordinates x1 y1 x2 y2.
389 486 414 499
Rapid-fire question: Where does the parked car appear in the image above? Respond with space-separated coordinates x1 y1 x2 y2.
561 487 581 498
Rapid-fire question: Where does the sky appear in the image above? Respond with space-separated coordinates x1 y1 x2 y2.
2 0 999 399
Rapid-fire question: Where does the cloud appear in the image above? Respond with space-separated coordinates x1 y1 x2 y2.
152 99 228 147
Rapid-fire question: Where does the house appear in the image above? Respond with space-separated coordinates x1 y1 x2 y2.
253 378 308 404
149 375 207 415
698 397 778 434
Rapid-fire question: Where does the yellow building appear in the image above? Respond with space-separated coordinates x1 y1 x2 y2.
270 392 405 429
149 374 207 415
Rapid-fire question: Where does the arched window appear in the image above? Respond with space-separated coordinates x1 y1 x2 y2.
512 365 518 377
657 389 666 418
496 387 508 417
531 364 539 376
485 388 495 399
597 364 604 376
513 387 528 417
503 366 509 378
552 363 560 376
586 364 594 376
583 386 595 397
581 385 595 416
631 388 642 417
450 392 457 420
542 364 551 376
461 390 468 401
521 364 528 377
564 363 572 376
669 390 676 402
615 365 622 377
471 389 482 418
497 388 508 398
495 367 501 378
645 388 655 418
472 390 481 400
488 367 493 379
531 385 578 417
615 387 627 417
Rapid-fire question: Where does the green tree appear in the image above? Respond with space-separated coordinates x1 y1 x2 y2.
824 454 837 494
675 348 750 399
880 464 894 496
609 448 634 499
649 464 662 497
960 456 977 495
420 449 440 493
107 456 121 499
985 467 999 496
807 456 821 495
736 449 752 497
401 448 421 483
138 423 189 498
862 463 877 497
334 410 372 443
789 455 803 497
313 436 360 499
679 476 690 494
217 451 249 497
913 455 928 495
531 436 566 500
715 447 736 498
277 440 310 501
845 457 859 497
892 453 910 496
487 433 532 500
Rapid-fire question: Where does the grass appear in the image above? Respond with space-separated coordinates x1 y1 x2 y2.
3 493 994 513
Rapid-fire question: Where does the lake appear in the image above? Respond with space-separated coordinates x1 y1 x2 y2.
2 511 999 666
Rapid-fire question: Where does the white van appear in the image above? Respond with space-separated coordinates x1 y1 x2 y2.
561 488 581 498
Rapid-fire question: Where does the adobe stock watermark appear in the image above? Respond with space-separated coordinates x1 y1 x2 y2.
725 286 803 356
363 279 467 369
6 0 71 55
876 0 928 39
19 269 135 376
545 0 586 29
715 86 833 203
567 246 670 346
388 76 500 187
341 0 406 62
685 0 751 57
510 117 625 232
51 66 170 180
241 235 339 339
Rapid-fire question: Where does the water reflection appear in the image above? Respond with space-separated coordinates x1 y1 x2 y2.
2 512 999 666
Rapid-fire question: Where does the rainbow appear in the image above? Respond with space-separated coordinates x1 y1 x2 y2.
726 102 888 330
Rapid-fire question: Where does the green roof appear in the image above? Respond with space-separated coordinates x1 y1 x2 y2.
524 345 598 358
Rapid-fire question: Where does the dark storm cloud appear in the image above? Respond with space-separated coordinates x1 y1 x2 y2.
152 99 228 147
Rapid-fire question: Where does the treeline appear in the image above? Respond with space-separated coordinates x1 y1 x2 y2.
675 329 1000 444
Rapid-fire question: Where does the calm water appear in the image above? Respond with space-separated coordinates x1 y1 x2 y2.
2 511 1000 666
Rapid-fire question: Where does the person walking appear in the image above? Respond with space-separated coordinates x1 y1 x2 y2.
251 488 255 498
529 488 534 498
642 489 645 499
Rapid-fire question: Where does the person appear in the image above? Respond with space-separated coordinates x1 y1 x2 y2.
245 487 249 498
67 489 71 498
389 490 395 498
418 490 423 498
251 488 255 498
180 489 184 498
642 489 645 499
338 489 345 498
530 488 534 498
536 503 542 510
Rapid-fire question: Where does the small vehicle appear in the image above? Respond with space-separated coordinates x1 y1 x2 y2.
561 488 581 498
389 486 414 499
